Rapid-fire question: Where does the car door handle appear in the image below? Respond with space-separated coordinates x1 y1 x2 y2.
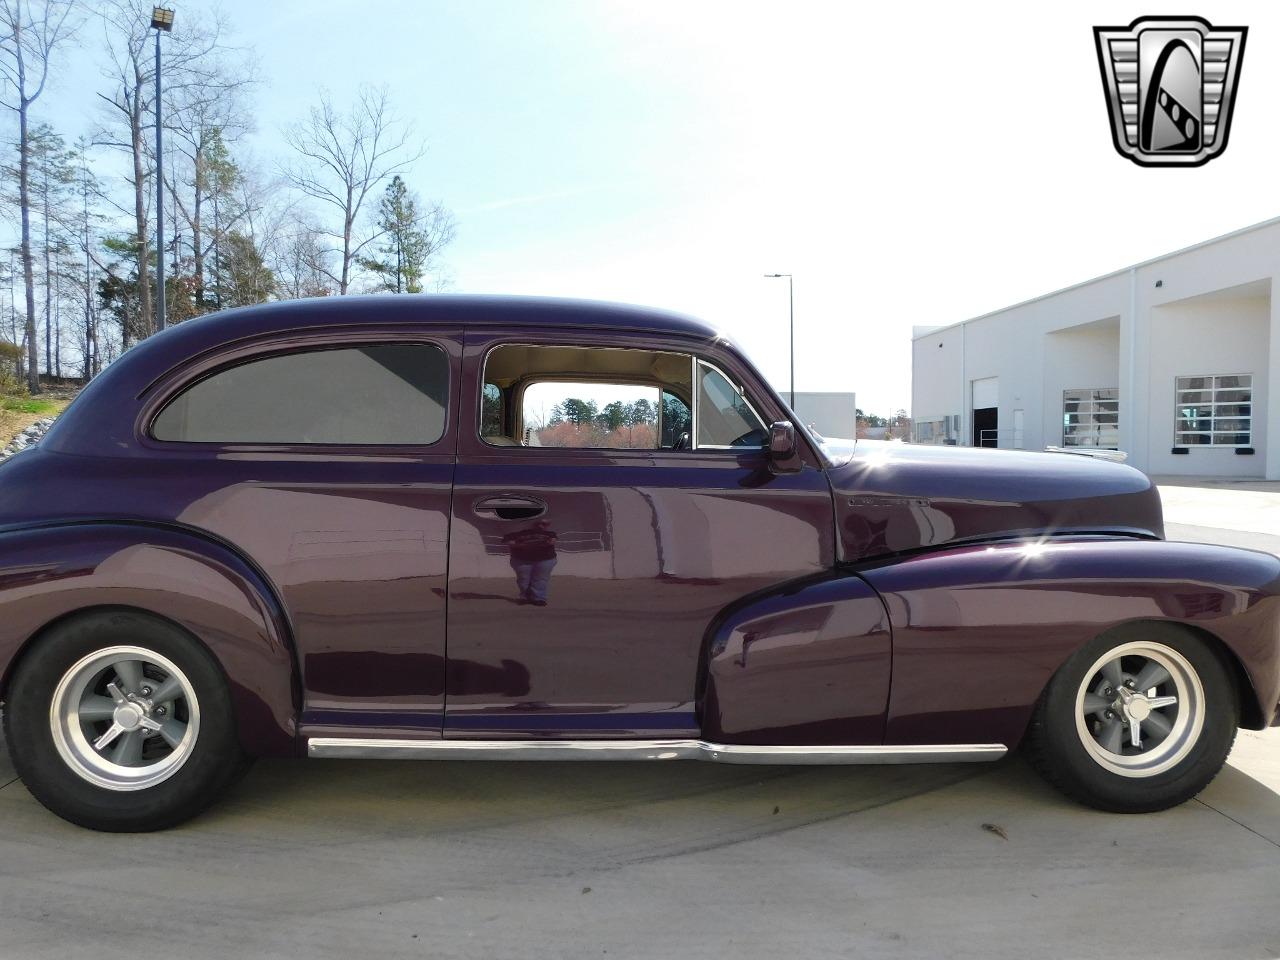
473 495 548 521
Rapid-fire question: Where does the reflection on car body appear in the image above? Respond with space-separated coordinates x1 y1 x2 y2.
0 295 1277 830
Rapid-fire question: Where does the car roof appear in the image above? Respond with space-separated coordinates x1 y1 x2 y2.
40 295 726 455
162 294 718 343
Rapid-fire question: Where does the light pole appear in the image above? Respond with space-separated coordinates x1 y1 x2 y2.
151 7 175 332
764 273 794 408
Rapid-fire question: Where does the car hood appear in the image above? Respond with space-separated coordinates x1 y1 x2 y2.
828 440 1163 561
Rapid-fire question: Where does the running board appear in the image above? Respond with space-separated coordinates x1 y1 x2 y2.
306 737 1008 764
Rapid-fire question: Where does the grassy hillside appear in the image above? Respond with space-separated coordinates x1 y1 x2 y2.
1 393 75 447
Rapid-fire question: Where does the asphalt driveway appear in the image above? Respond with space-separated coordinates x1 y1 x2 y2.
0 493 1278 959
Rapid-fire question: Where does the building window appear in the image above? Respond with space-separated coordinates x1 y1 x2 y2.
1174 375 1252 447
913 417 946 444
913 414 960 445
1063 388 1119 449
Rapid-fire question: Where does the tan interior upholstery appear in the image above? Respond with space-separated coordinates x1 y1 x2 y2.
482 345 696 445
484 345 692 395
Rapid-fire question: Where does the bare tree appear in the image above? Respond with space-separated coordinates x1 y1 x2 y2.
0 0 79 392
28 123 72 376
96 0 244 336
283 86 422 294
63 137 105 377
261 213 335 301
165 52 255 312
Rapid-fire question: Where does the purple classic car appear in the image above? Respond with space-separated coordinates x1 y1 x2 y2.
1 295 1277 831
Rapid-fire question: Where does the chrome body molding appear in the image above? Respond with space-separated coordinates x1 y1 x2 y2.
306 737 1009 764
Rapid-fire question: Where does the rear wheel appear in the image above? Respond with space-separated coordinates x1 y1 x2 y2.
4 610 247 831
1026 627 1238 812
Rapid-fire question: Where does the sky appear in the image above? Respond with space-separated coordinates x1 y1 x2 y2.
15 0 1280 416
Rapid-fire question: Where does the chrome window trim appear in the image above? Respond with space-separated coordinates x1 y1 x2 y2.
307 737 1008 764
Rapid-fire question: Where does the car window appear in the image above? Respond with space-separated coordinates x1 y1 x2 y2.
481 343 692 450
661 389 691 449
480 343 764 452
521 381 661 449
696 361 767 448
152 343 449 445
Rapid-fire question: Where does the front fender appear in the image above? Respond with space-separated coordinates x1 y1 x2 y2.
859 538 1280 748
700 573 892 745
0 522 298 756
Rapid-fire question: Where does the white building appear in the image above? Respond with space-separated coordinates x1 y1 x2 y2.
912 216 1280 478
791 391 856 439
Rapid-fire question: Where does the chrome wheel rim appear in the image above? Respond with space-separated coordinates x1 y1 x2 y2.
49 645 200 791
1074 640 1203 778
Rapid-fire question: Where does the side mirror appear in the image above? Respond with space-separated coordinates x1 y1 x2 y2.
768 420 801 472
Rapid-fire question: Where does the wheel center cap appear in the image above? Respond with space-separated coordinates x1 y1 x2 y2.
1121 691 1162 721
114 702 146 731
1126 696 1152 721
1113 686 1153 722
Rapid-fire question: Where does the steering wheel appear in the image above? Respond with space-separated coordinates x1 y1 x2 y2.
729 429 767 447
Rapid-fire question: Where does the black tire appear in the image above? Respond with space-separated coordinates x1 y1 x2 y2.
1025 625 1239 813
3 610 246 832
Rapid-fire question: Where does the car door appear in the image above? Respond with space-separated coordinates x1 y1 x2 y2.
444 327 837 739
141 328 461 738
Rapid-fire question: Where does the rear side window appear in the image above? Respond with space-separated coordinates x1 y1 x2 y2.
152 343 449 445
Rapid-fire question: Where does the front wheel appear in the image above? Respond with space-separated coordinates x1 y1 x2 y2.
4 610 248 831
1026 627 1239 813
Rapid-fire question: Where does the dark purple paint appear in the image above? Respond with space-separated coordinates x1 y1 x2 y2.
829 440 1164 560
443 327 833 738
0 294 1276 759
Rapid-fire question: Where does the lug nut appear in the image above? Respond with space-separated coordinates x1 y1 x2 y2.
155 706 167 716
141 686 152 696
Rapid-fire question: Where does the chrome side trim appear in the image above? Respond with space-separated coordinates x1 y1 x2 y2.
306 737 1008 764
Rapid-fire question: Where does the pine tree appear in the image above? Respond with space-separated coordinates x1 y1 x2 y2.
359 175 454 294
205 130 241 311
213 231 275 308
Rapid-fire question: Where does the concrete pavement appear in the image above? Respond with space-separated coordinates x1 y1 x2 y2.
0 491 1279 958
3 733 1280 959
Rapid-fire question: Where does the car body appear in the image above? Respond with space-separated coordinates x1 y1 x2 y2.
1 295 1278 829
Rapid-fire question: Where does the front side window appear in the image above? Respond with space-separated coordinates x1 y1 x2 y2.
695 361 767 448
1174 374 1252 447
481 344 766 452
153 343 449 445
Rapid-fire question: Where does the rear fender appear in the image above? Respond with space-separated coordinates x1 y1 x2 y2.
0 523 298 756
859 538 1280 748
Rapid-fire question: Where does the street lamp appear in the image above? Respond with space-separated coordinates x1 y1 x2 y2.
764 273 794 408
152 7 174 332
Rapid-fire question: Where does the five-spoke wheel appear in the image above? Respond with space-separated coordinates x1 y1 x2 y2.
49 645 201 791
1028 627 1237 813
1075 641 1203 778
4 610 246 832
